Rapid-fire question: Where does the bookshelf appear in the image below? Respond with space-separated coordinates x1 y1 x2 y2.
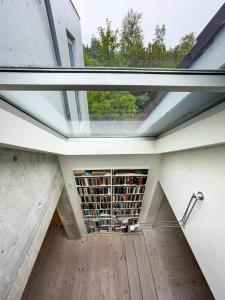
74 169 149 234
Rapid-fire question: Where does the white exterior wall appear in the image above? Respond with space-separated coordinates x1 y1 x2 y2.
159 145 225 300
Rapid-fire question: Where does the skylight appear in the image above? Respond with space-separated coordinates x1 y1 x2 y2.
1 68 225 138
0 1 225 138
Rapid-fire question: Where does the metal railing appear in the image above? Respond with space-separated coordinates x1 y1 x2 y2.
141 191 204 229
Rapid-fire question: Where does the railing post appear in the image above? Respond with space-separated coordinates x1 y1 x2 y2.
140 191 204 229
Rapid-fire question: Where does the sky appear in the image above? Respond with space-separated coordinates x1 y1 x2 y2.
72 0 225 48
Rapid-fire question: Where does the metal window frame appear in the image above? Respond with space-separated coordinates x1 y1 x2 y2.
1 67 225 138
67 31 76 67
0 68 225 92
44 0 72 123
66 32 82 123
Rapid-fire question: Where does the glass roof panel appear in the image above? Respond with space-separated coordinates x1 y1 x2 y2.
1 1 225 137
1 88 224 137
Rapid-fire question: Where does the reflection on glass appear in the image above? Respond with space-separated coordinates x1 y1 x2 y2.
1 89 224 138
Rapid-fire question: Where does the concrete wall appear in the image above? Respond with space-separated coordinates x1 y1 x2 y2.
59 154 161 235
0 148 64 300
0 0 66 133
57 186 81 239
0 0 88 136
0 0 83 67
0 0 55 67
159 144 225 299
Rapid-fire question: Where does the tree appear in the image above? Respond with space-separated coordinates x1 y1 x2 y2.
87 91 111 118
83 10 196 120
109 91 137 119
84 51 101 67
87 91 137 120
84 20 119 66
83 36 100 63
96 19 119 66
174 33 196 65
119 9 146 66
147 25 166 67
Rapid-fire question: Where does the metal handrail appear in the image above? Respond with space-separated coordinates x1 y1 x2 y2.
141 191 204 229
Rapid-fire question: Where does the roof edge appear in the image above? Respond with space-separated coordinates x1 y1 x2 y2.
179 3 225 68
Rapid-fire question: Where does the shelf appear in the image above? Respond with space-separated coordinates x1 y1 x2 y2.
81 200 142 204
81 195 111 198
113 209 140 212
112 200 143 203
86 225 111 228
77 184 144 187
82 208 111 210
75 168 148 234
79 194 111 196
81 202 111 205
113 173 148 177
112 201 143 203
112 184 145 187
113 193 144 195
84 217 111 220
113 215 139 218
76 185 111 187
75 175 111 178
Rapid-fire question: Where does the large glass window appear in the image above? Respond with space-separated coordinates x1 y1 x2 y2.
1 1 225 138
67 33 76 67
1 86 224 137
67 32 82 122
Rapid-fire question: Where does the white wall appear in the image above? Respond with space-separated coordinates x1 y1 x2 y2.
159 144 225 299
155 101 225 153
59 154 161 234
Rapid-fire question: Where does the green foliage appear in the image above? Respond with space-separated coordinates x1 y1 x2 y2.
173 33 196 65
88 91 137 120
84 10 196 120
87 91 111 118
147 25 167 67
96 19 119 66
135 94 151 111
119 9 146 66
84 20 119 66
84 52 101 66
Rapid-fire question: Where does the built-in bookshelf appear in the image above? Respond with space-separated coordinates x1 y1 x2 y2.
74 169 149 234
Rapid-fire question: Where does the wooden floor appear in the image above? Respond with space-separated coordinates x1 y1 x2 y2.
22 223 214 300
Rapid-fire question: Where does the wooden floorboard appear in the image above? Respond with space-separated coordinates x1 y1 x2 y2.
22 223 214 300
143 229 173 300
124 235 143 300
143 228 214 300
133 234 157 300
112 234 130 300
